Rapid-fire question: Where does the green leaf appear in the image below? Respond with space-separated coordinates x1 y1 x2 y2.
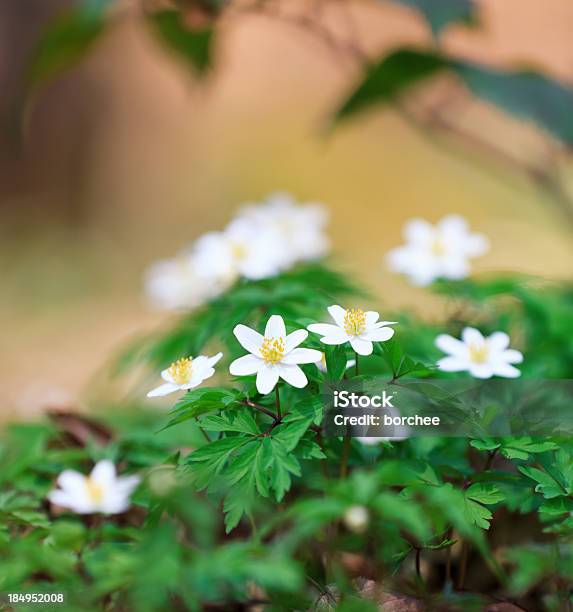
325 345 348 381
27 8 106 89
200 410 260 435
519 466 566 499
334 49 447 121
455 62 573 145
163 387 239 430
464 498 493 530
390 0 476 36
148 11 213 76
470 438 501 452
465 483 505 505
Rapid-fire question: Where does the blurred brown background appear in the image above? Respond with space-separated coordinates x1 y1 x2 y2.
1 0 572 418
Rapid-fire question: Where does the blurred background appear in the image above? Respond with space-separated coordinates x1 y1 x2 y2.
1 0 572 418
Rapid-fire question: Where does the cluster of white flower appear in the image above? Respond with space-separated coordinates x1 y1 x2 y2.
145 192 330 310
386 214 489 286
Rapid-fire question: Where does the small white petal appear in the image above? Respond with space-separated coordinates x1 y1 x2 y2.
230 354 261 376
502 349 523 364
440 256 470 281
278 364 308 388
147 383 179 397
56 470 86 494
234 324 264 355
404 218 433 243
256 366 280 394
468 363 494 379
91 461 116 487
307 323 342 337
361 327 394 342
364 311 380 326
435 334 467 356
438 214 468 237
327 305 346 327
349 336 373 356
285 329 308 352
265 314 286 339
206 352 224 368
282 348 323 364
462 327 484 345
487 332 510 351
437 356 467 372
493 363 521 378
466 233 489 257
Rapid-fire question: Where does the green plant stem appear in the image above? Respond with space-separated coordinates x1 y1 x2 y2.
275 385 281 420
340 433 351 478
415 547 422 582
354 352 359 376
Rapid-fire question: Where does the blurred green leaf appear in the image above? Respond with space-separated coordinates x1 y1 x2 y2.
390 0 477 36
27 8 106 89
148 11 214 76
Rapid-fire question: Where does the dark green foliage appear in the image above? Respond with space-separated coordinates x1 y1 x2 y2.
148 11 214 76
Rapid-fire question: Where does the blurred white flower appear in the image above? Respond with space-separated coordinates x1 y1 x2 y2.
144 253 222 311
386 215 489 286
343 505 369 533
48 460 140 515
147 352 223 397
308 305 396 356
230 314 322 394
436 327 523 379
194 217 284 282
238 192 330 266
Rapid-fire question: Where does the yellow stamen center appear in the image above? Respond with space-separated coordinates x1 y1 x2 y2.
86 478 104 504
231 242 248 261
468 342 489 364
431 237 446 256
168 357 193 385
343 308 366 336
260 336 285 365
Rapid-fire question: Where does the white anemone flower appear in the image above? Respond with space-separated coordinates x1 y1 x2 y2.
48 460 140 515
229 315 322 394
147 352 223 397
238 192 330 266
144 253 221 311
308 305 396 356
193 217 284 282
386 215 489 286
343 505 369 533
436 327 523 379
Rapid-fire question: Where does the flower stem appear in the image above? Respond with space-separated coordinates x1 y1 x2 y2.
275 385 281 420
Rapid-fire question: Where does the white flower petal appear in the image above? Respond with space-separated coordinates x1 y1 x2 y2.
285 329 308 352
233 324 263 354
437 214 468 237
349 336 373 356
278 364 308 388
265 314 286 339
307 323 341 336
466 233 489 257
91 461 116 487
435 334 467 357
493 363 521 378
440 256 470 281
147 383 179 397
404 218 433 244
487 332 510 351
282 348 323 364
256 366 280 394
361 327 395 342
468 363 494 379
56 470 86 494
206 352 224 367
230 354 261 376
502 349 523 364
437 356 467 372
364 311 380 326
327 305 346 326
462 327 484 345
